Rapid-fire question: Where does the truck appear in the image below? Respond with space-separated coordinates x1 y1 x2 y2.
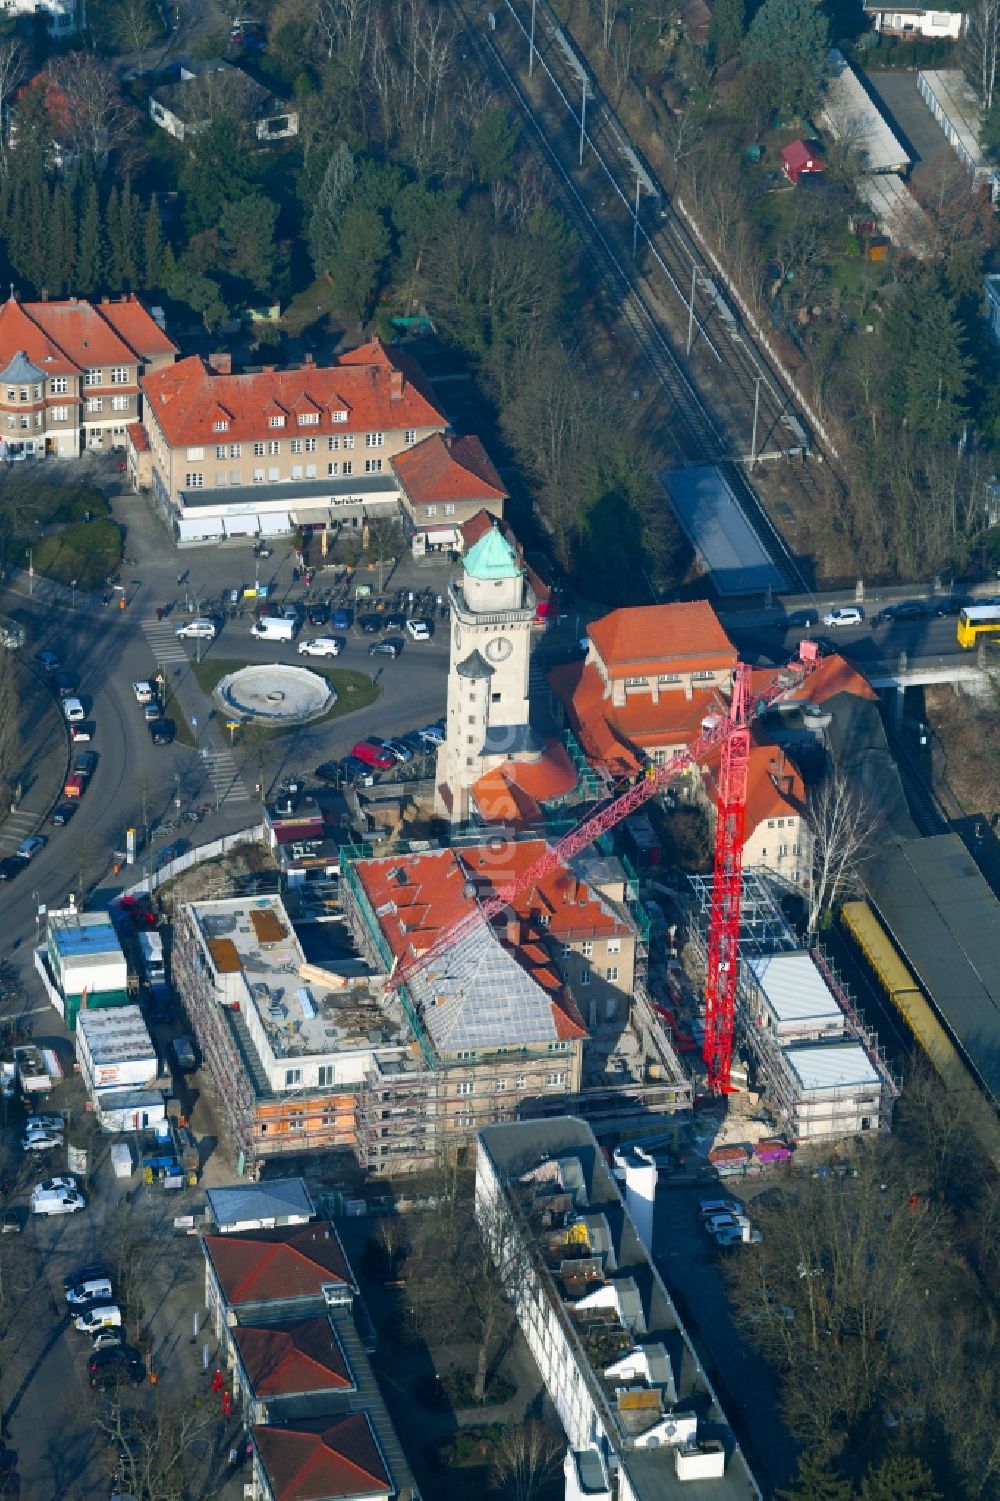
14 1045 52 1096
137 930 167 996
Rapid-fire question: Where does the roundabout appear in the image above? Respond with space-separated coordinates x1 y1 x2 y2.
214 664 335 724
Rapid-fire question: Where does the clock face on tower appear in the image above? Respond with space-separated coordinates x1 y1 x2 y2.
486 636 512 663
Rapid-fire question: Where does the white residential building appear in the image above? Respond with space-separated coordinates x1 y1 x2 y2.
476 1118 763 1501
0 0 75 36
864 4 965 38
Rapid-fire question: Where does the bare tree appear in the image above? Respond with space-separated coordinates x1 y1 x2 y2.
805 771 878 933
0 42 24 172
376 1215 404 1280
492 1421 562 1501
965 0 1000 109
112 0 162 55
45 54 131 165
92 1386 221 1500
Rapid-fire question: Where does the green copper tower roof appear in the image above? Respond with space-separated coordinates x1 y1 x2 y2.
463 524 520 581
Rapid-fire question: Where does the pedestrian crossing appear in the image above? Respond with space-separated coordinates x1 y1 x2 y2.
200 745 254 806
141 617 189 665
0 807 42 851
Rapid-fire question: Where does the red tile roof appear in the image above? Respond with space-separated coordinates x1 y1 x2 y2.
702 740 806 827
253 1413 391 1501
587 602 736 675
142 336 447 449
749 653 877 705
233 1317 353 1397
471 739 578 826
0 295 174 376
549 660 726 775
127 421 150 452
393 432 506 506
204 1223 355 1307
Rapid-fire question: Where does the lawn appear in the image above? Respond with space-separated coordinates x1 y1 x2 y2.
28 519 121 590
189 658 380 732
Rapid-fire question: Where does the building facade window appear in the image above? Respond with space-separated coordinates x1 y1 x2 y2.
328 463 339 476
51 405 69 422
404 429 416 444
331 408 347 422
267 440 280 455
49 377 67 395
253 467 265 483
366 432 384 448
317 1065 334 1086
253 441 265 456
185 472 203 487
229 444 241 459
425 505 437 517
580 966 591 985
343 434 355 449
84 368 102 386
607 938 621 954
212 419 228 432
109 367 130 384
288 1113 304 1131
443 503 456 516
86 397 102 413
216 445 228 460
342 460 352 476
365 458 382 473
112 395 129 411
290 439 303 454
546 1072 567 1087
581 940 593 957
456 1081 475 1096
304 437 317 452
606 966 619 982
284 1068 302 1087
298 411 319 425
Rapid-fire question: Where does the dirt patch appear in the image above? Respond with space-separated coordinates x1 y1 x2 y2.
924 686 1000 817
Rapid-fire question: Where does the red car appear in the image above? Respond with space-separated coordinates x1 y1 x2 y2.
350 738 394 770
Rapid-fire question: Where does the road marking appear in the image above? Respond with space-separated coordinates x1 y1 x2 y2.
140 619 188 664
200 747 253 805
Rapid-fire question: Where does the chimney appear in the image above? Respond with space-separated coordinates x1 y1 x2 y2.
303 352 314 366
262 365 275 374
390 369 404 399
506 917 521 947
207 352 232 375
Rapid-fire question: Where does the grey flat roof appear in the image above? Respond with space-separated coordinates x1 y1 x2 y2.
179 476 398 509
819 49 911 174
206 1177 316 1229
665 466 786 596
865 835 1000 1106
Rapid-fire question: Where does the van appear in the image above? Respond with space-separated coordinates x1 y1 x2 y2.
73 1305 122 1334
66 1277 113 1307
251 616 296 642
171 1036 197 1072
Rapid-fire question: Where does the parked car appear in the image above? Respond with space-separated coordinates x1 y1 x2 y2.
91 1328 124 1352
369 639 403 659
399 732 428 757
142 701 161 722
715 1226 763 1247
74 752 97 776
25 1114 63 1132
698 1197 744 1219
298 637 344 658
22 1131 64 1151
330 608 352 631
876 600 925 623
73 1305 121 1334
69 724 93 743
932 595 971 617
149 719 175 746
381 738 413 763
89 1346 144 1389
132 680 156 704
15 836 46 862
38 1176 77 1195
704 1213 751 1235
351 739 395 770
334 755 375 787
0 1209 23 1235
783 609 818 629
171 1036 197 1072
65 1276 112 1306
0 856 24 881
383 614 406 633
405 617 432 641
417 723 445 747
175 618 217 640
62 772 87 800
50 803 76 827
822 606 864 628
31 1189 85 1216
357 614 382 634
34 650 59 671
61 697 86 722
306 603 328 627
53 673 77 698
63 1263 111 1293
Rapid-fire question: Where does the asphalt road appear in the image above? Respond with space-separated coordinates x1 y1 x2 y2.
721 605 974 676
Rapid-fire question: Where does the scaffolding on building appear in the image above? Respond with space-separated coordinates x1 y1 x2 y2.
810 944 900 1131
687 871 797 958
562 729 605 802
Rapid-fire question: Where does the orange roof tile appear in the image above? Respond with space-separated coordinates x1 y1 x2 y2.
205 1223 355 1307
588 601 736 674
393 432 507 506
471 740 578 827
253 1413 390 1501
26 300 138 369
749 652 877 705
127 421 150 452
702 740 806 829
0 297 79 376
549 661 726 775
142 344 447 448
233 1317 352 1398
95 295 178 360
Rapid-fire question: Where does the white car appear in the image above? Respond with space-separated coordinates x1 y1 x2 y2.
132 680 155 704
405 618 431 641
22 1130 64 1151
715 1226 763 1247
704 1213 751 1235
25 1113 63 1132
175 619 217 640
62 697 86 722
36 1175 77 1194
31 1190 85 1216
698 1198 743 1219
298 637 343 658
822 606 864 628
417 723 445 747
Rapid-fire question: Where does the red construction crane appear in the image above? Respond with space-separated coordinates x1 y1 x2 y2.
385 641 820 1090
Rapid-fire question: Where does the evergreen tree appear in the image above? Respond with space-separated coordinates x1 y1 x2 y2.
307 141 355 277
49 182 76 295
105 185 122 291
118 182 141 289
219 194 285 300
860 1456 940 1501
332 200 389 323
76 180 103 295
709 0 746 63
27 182 49 291
143 196 163 289
775 1450 854 1501
470 105 518 183
744 0 829 118
179 117 259 237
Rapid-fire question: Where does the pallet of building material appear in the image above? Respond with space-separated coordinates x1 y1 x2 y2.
754 1139 792 1163
708 1144 750 1165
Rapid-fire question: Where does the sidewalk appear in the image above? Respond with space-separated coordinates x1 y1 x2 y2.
0 646 71 855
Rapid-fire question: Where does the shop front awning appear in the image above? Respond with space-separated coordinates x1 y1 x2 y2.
176 514 223 540
425 527 459 544
258 512 292 534
291 508 333 527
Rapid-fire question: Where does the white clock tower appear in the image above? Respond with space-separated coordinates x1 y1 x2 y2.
438 524 538 823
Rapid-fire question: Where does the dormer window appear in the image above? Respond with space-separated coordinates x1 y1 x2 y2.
212 419 228 432
331 409 347 423
297 411 319 425
268 415 285 428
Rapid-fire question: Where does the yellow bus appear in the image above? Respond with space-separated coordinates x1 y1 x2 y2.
956 604 1000 648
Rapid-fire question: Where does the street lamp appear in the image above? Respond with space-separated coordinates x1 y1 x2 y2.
71 578 77 608
25 547 32 596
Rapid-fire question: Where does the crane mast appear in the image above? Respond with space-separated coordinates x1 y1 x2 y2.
386 643 820 1092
